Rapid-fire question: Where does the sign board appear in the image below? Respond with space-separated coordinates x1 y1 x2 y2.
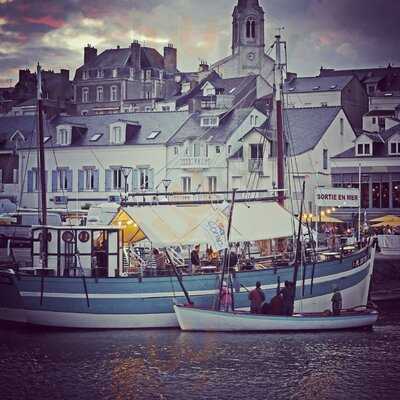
201 217 228 251
315 187 360 208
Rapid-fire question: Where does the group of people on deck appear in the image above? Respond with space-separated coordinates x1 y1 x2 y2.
249 281 295 316
219 279 343 316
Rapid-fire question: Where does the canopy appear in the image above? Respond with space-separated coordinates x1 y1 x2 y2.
123 201 298 248
371 221 400 228
111 209 146 245
302 215 344 224
370 215 400 223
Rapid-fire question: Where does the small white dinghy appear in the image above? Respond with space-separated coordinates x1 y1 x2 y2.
173 305 379 332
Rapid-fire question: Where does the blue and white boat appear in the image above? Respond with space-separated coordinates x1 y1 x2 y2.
0 202 376 329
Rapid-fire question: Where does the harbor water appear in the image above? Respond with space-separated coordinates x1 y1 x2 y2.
0 303 399 400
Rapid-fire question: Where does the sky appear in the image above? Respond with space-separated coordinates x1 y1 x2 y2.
0 0 400 86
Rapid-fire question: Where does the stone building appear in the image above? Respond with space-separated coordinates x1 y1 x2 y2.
73 42 180 116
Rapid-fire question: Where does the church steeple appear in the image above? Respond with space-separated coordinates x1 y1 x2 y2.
232 0 265 55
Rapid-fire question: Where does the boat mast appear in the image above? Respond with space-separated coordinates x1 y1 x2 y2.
36 63 48 268
274 33 286 206
217 189 237 311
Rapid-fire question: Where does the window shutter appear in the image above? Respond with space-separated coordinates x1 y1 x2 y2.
105 169 112 192
132 169 139 191
93 170 100 192
78 170 84 192
67 169 73 192
27 170 33 193
52 170 58 192
148 169 154 190
44 170 48 192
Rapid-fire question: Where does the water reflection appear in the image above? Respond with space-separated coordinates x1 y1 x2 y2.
0 307 399 400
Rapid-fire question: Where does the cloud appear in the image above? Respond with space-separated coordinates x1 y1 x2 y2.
0 0 399 84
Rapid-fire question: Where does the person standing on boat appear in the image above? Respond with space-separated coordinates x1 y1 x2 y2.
220 281 233 312
249 281 265 314
191 245 201 274
280 281 295 316
331 286 342 316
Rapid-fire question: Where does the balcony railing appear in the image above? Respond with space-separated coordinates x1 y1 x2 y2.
248 158 263 173
180 156 210 170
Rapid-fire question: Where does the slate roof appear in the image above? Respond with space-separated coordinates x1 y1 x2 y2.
0 115 37 150
168 108 254 145
0 112 189 150
284 106 342 156
365 110 395 117
77 47 165 71
283 75 354 93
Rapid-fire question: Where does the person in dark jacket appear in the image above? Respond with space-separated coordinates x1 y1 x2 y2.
280 281 295 316
248 281 265 313
190 244 201 273
331 286 342 316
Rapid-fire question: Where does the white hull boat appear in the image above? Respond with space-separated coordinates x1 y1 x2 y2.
173 305 379 332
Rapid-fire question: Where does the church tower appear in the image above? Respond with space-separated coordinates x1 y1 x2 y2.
232 0 265 73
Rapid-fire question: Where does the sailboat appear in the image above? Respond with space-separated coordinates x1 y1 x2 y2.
0 52 377 330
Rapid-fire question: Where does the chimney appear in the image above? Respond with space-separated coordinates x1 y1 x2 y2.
163 43 177 74
60 69 69 81
284 72 297 83
130 40 141 71
199 61 209 73
84 44 97 65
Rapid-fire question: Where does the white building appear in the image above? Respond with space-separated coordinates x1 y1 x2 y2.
284 106 357 214
15 111 189 209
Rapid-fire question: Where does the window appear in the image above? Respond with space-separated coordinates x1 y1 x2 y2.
89 133 103 142
32 169 39 191
382 181 390 208
372 117 376 124
139 169 149 190
216 146 221 154
372 182 381 208
96 86 103 102
110 126 123 144
112 69 118 78
162 106 171 112
110 86 118 101
193 143 200 157
147 130 161 140
82 70 89 80
246 18 256 39
321 102 328 107
361 182 369 208
112 168 123 190
340 118 344 135
367 85 375 95
208 176 217 193
357 143 371 156
228 145 232 154
145 106 152 112
57 128 70 145
182 177 191 192
84 168 95 191
146 70 151 80
82 87 89 103
393 181 400 208
58 169 69 191
378 117 385 130
201 116 219 127
389 141 400 155
129 68 134 79
250 143 264 159
323 149 328 170
97 69 104 78
174 147 179 155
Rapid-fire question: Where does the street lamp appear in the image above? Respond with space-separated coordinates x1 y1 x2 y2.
121 166 133 195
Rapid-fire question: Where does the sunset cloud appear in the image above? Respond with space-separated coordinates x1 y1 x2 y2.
0 0 399 84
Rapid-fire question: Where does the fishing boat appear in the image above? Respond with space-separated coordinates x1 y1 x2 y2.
0 48 376 330
173 305 378 332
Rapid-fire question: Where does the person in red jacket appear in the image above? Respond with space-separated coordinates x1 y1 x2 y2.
248 281 265 314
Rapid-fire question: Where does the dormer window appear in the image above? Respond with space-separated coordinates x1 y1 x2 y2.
110 125 124 144
112 69 118 78
97 69 104 78
357 143 371 156
390 141 400 155
57 127 71 146
82 70 89 80
201 116 219 127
